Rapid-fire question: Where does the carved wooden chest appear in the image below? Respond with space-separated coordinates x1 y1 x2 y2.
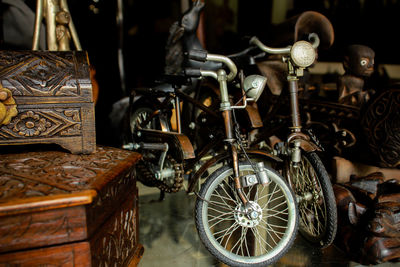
0 146 143 266
0 51 95 154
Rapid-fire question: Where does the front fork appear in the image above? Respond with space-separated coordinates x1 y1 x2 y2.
217 69 249 205
218 70 269 207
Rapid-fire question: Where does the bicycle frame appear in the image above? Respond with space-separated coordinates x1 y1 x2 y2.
250 35 322 157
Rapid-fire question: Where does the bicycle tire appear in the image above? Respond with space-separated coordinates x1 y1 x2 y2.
284 151 337 248
195 161 298 267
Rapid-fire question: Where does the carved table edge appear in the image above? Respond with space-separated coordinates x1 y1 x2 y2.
0 189 97 217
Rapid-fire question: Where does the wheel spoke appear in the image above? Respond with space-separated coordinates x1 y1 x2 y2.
197 162 298 265
262 207 289 221
252 226 273 251
208 213 235 229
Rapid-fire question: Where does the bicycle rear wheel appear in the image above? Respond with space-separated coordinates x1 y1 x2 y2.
195 161 298 267
285 151 337 248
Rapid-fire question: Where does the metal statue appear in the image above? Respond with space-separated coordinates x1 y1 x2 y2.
32 0 81 51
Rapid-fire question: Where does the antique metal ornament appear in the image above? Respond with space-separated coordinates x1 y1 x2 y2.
0 84 18 126
32 0 82 51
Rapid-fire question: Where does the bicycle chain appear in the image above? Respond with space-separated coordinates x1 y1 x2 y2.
136 156 184 193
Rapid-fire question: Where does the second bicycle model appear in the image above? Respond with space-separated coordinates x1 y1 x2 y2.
249 33 337 248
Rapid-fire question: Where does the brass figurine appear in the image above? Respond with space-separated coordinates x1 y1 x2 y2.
0 84 18 126
32 0 81 51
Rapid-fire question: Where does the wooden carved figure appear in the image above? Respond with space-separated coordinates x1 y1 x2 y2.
337 44 375 106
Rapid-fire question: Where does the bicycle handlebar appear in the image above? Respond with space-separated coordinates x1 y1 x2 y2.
249 37 291 54
187 50 238 81
249 33 320 55
250 33 320 68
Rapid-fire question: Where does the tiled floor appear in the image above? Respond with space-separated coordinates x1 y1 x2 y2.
137 183 398 267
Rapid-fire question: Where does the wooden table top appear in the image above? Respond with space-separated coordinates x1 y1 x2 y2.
0 145 141 216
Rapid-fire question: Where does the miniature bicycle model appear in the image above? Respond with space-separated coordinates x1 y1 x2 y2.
249 34 337 248
127 48 299 266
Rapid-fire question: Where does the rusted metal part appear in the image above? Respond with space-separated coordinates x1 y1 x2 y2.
138 128 195 160
222 110 233 141
136 156 184 193
288 78 301 130
287 132 320 152
229 144 249 205
245 102 263 128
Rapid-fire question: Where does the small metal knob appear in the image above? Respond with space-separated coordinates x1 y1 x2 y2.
0 85 18 126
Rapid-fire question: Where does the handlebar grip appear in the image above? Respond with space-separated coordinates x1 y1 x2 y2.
184 68 202 78
187 49 207 62
308 33 320 49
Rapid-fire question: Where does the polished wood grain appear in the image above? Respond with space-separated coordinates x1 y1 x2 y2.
0 242 91 266
0 145 143 266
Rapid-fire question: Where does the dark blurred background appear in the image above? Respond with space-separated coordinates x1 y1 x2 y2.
2 0 400 146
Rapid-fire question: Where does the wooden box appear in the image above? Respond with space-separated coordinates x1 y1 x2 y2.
0 51 95 154
0 145 143 266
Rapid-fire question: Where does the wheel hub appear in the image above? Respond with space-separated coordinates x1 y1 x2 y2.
234 201 262 228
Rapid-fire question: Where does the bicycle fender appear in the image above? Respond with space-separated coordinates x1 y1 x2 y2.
187 149 282 193
287 132 322 152
293 138 321 152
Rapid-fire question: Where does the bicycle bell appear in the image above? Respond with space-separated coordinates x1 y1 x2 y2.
243 75 267 102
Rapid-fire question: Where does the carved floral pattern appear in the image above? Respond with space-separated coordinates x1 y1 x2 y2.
0 108 84 139
12 111 51 137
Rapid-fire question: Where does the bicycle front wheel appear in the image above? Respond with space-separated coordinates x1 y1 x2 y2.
195 162 298 267
285 151 337 248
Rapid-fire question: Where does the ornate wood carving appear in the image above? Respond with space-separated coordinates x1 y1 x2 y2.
91 192 143 266
0 51 90 98
0 146 135 196
334 175 400 265
0 50 95 154
0 146 141 255
0 193 143 266
362 89 400 168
